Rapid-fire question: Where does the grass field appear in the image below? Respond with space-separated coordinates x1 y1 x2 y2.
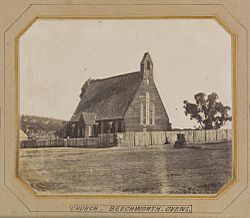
18 142 232 195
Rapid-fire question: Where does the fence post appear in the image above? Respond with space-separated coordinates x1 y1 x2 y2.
193 130 195 143
165 131 167 144
133 132 135 147
150 132 152 146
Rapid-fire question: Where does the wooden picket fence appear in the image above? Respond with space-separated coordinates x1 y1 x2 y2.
20 129 232 148
20 134 115 148
117 129 232 147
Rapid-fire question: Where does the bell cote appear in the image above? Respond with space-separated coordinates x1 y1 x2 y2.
140 52 153 80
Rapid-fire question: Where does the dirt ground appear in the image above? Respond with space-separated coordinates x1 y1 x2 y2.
18 142 232 195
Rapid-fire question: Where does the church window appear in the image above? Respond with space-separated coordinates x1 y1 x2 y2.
88 126 92 136
146 78 149 85
147 61 150 70
140 102 144 125
146 92 150 125
152 103 155 125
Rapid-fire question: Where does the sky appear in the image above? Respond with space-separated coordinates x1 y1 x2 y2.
19 19 232 128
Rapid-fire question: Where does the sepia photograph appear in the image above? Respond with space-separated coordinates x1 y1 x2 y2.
18 18 234 195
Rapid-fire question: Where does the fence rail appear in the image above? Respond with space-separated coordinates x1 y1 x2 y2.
117 129 232 147
20 134 115 148
20 129 232 148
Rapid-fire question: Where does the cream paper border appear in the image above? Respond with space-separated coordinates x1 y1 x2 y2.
0 1 248 217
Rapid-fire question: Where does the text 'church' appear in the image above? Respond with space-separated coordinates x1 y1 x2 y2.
62 53 172 138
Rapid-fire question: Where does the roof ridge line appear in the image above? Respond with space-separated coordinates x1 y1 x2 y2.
91 70 141 82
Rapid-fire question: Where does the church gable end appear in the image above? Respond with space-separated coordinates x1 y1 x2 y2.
124 53 171 131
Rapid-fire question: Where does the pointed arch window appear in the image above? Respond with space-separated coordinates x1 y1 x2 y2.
152 103 155 125
140 102 144 125
146 92 150 125
147 61 150 70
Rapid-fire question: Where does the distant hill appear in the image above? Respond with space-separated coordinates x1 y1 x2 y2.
20 114 66 139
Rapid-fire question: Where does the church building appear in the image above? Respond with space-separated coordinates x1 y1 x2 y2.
62 52 171 138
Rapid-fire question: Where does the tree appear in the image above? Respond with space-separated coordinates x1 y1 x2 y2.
183 92 232 129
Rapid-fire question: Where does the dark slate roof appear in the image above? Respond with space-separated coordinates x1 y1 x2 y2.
70 71 143 121
81 112 97 125
70 112 97 123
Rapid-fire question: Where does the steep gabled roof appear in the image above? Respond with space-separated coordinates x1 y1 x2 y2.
70 71 143 121
81 112 97 125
